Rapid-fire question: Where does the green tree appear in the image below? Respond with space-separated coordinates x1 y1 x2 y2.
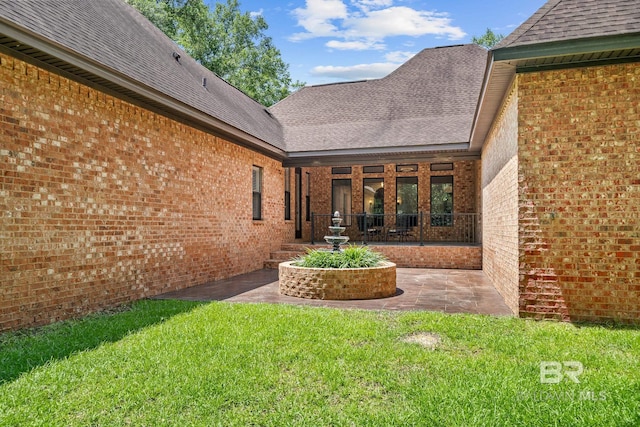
471 28 505 49
126 0 303 106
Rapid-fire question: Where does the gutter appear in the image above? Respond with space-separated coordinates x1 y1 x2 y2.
493 33 640 62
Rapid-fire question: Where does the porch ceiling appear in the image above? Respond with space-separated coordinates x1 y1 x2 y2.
283 144 479 167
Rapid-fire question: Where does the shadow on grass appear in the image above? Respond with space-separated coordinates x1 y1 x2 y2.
572 320 640 331
0 299 205 384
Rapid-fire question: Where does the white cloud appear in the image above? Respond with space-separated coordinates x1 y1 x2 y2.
351 0 393 12
311 62 401 80
384 50 415 63
345 7 465 39
249 9 263 18
326 39 385 50
290 1 466 47
291 0 348 40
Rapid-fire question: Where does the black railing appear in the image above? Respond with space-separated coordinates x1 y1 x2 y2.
310 212 478 245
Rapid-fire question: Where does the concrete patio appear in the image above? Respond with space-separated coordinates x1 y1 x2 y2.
153 268 513 316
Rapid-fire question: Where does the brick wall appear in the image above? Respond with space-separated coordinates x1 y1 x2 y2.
0 53 291 331
481 84 519 314
518 63 640 322
369 244 481 270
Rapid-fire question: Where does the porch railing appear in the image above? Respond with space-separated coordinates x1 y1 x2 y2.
310 212 479 245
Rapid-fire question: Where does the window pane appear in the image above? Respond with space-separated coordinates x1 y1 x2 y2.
430 163 453 171
431 175 453 226
332 179 352 223
396 177 417 214
331 166 351 174
363 165 384 174
252 166 262 192
284 168 290 192
253 166 262 220
284 191 291 220
396 164 418 172
305 172 310 221
284 168 290 220
253 192 262 220
363 178 384 215
397 177 418 227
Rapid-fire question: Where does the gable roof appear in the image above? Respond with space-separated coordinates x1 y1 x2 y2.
270 44 487 166
0 0 285 157
470 0 640 153
496 0 640 49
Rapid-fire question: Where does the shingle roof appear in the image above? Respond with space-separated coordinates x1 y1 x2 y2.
270 44 488 154
496 0 640 49
0 0 284 150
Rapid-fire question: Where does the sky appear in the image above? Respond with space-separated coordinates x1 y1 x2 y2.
228 0 548 86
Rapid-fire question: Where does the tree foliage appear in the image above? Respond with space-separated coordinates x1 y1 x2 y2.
471 28 505 49
126 0 303 106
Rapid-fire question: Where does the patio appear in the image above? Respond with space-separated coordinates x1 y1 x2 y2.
153 268 513 316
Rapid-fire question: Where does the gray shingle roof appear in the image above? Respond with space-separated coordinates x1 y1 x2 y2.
496 0 640 49
270 44 488 154
0 0 284 150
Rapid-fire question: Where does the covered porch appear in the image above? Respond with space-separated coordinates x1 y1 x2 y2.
284 158 482 270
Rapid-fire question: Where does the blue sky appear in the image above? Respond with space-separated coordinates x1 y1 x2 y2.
228 0 547 86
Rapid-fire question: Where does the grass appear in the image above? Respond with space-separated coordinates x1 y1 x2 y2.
293 245 387 268
0 301 638 426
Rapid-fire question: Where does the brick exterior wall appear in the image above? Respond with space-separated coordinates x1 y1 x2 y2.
481 84 519 314
0 53 292 331
518 63 640 322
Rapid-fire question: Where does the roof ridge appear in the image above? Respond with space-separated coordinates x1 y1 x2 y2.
494 0 563 49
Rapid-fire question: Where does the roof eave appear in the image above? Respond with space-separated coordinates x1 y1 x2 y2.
470 32 640 153
494 32 640 62
0 18 286 160
283 143 477 167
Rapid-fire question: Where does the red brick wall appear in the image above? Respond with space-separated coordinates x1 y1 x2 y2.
481 84 519 314
0 53 292 331
518 63 640 322
369 244 481 270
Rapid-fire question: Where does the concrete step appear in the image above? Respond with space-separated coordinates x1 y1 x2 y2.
270 250 305 261
263 243 331 269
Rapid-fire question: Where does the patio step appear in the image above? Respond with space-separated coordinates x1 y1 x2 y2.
263 249 305 269
263 244 330 269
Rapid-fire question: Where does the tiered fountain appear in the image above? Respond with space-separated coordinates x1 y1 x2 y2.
279 211 396 300
325 211 349 252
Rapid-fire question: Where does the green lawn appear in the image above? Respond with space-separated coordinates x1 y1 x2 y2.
1 300 638 426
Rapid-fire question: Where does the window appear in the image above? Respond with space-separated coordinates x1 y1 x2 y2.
396 164 418 173
305 172 310 221
363 165 384 174
397 177 418 227
332 179 352 224
431 175 453 226
363 178 384 227
284 168 291 220
363 179 384 215
430 163 453 171
252 166 262 220
332 166 352 174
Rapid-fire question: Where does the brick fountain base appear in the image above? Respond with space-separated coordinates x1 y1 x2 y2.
278 260 397 300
